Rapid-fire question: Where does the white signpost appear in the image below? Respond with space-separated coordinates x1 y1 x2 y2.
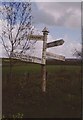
12 27 65 92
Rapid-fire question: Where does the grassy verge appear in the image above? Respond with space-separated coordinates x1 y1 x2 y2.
2 62 81 118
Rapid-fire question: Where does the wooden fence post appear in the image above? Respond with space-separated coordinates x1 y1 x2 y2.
42 27 49 92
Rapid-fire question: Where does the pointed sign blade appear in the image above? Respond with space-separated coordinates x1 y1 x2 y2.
46 52 65 61
47 39 64 48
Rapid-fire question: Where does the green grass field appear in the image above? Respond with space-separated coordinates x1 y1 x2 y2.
2 61 82 118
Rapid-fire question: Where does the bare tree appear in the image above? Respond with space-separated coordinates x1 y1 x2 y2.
73 48 82 59
0 2 34 79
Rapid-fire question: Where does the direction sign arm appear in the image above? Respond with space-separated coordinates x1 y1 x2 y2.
46 52 65 61
47 39 64 48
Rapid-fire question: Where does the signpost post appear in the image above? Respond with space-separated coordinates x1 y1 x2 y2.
42 27 49 92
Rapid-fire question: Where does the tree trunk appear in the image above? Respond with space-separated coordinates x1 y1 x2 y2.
9 57 13 82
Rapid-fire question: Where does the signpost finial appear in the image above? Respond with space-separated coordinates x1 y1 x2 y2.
42 27 49 34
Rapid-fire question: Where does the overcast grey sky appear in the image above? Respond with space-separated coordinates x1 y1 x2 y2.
0 1 82 58
30 2 81 58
